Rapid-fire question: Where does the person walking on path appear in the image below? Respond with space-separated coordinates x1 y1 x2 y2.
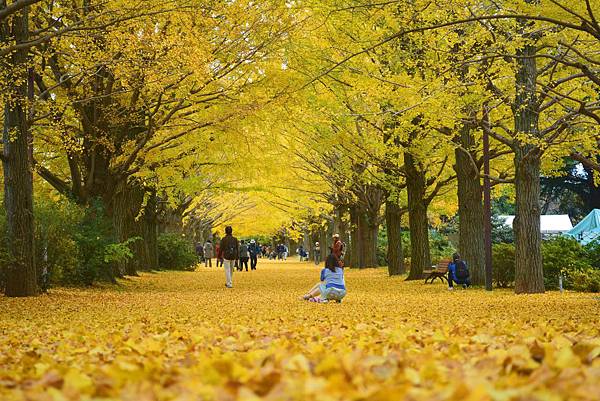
239 240 250 271
248 239 259 270
220 226 239 288
195 242 205 263
313 242 321 265
332 234 344 267
203 240 213 267
215 243 223 268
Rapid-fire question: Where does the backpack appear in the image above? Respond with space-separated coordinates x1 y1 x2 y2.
222 237 237 260
455 260 469 280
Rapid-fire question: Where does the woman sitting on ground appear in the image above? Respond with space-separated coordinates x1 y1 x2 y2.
300 250 346 303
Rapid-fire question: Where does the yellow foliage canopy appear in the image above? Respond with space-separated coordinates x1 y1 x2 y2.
1 262 599 400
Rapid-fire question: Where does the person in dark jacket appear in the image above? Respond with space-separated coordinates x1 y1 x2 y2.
239 240 249 271
219 226 239 288
448 252 471 290
248 239 259 270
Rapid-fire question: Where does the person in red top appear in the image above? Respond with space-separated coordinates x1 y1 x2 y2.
215 243 223 267
332 234 344 267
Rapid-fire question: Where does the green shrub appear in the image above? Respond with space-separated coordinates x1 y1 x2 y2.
71 201 117 285
491 215 514 244
542 236 592 290
569 269 600 293
104 237 140 264
157 233 197 270
584 240 600 269
1 197 135 289
34 197 85 285
492 243 515 288
429 230 456 265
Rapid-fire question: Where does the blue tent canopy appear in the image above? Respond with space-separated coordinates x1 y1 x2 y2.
566 209 600 245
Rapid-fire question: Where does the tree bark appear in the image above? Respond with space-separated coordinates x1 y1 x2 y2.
454 123 485 285
405 151 431 280
358 210 378 268
348 205 361 267
513 40 544 294
2 5 37 297
140 189 159 271
386 199 405 275
319 224 329 262
110 180 145 276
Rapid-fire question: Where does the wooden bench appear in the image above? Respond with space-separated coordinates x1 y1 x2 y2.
424 259 451 284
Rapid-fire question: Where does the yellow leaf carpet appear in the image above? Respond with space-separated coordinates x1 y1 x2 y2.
1 261 599 401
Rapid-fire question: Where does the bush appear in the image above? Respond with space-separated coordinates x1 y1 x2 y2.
429 230 456 265
34 197 85 285
491 215 514 244
569 269 600 293
492 243 515 288
584 240 600 269
1 197 145 289
542 236 592 290
158 233 197 270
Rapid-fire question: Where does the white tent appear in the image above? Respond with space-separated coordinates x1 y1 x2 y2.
499 214 573 234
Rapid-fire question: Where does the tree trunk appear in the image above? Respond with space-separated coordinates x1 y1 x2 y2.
2 6 37 297
348 205 361 267
358 211 378 268
319 224 329 262
386 200 405 275
405 151 431 280
110 181 145 276
514 147 544 293
140 190 159 271
513 40 544 294
454 124 485 285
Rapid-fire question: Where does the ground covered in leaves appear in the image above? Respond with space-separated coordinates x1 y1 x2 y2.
1 261 600 401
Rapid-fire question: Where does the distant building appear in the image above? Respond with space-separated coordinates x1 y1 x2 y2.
498 214 573 237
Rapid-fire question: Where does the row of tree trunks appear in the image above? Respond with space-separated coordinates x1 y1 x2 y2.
347 202 381 268
454 123 485 285
405 151 431 280
2 6 38 297
386 199 405 276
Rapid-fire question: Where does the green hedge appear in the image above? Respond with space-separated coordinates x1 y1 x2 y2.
491 237 600 292
157 233 197 270
1 198 141 289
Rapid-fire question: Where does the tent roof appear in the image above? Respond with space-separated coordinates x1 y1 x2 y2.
499 214 573 233
566 209 600 244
